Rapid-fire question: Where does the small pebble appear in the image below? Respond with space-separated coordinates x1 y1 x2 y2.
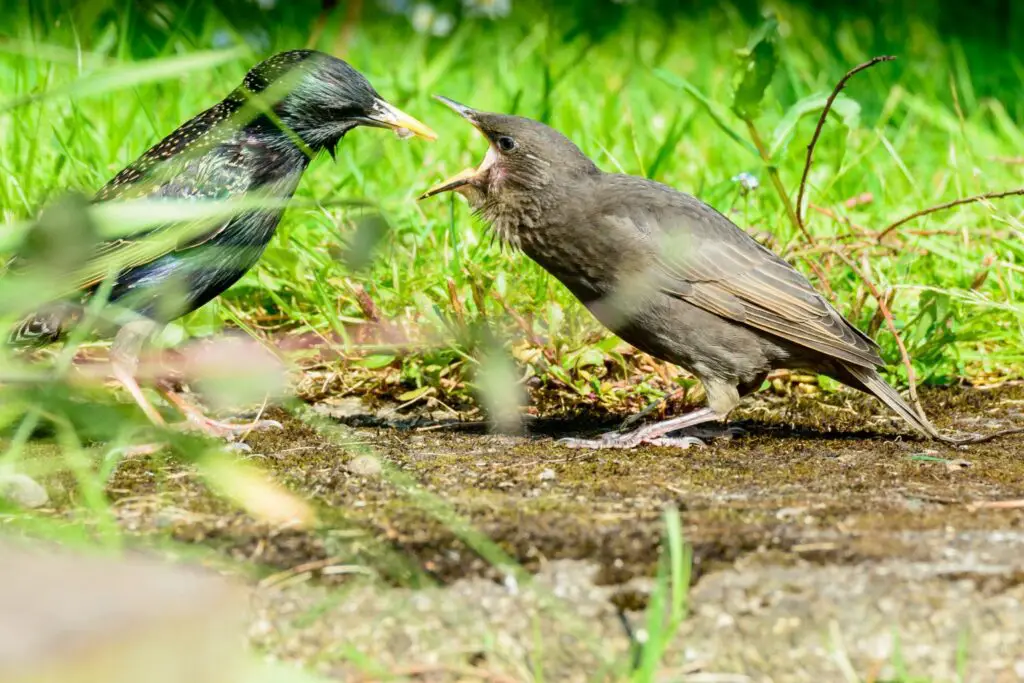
539 468 556 482
347 455 382 477
0 473 49 509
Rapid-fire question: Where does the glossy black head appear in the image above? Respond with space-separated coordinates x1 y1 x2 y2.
419 96 597 203
241 50 436 153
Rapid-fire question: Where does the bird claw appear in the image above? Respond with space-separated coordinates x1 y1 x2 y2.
558 432 639 450
176 417 284 439
645 436 707 449
559 430 709 451
699 425 746 440
109 435 255 460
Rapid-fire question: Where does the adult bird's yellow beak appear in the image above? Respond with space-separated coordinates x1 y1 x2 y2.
362 98 438 141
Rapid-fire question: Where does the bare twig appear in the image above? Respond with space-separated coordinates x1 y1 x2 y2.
967 499 1024 511
795 56 896 232
832 249 925 418
876 187 1024 242
446 277 467 330
954 426 1024 445
348 280 381 323
258 557 374 589
490 290 544 350
353 663 522 683
799 256 835 300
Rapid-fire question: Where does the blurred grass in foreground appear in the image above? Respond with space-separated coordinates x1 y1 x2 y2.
0 1 1021 680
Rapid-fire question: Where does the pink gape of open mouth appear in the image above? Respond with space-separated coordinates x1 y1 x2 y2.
419 96 504 200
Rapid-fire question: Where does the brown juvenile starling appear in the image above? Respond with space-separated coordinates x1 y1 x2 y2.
420 96 950 448
7 50 436 437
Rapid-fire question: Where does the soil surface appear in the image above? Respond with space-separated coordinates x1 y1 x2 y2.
28 384 1024 680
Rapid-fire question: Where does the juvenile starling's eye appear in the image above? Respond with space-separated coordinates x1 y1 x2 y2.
496 136 517 153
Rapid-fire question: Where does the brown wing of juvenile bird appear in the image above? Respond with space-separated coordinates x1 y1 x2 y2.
596 179 883 369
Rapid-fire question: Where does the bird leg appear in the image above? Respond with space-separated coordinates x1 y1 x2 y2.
110 319 167 427
559 407 723 450
111 320 280 444
155 381 283 439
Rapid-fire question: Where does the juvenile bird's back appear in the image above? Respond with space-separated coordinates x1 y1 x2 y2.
575 173 883 369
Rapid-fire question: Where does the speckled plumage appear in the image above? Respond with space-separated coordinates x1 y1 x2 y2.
11 50 391 344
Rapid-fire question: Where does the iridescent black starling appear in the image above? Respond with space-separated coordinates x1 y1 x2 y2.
8 50 436 436
420 97 949 448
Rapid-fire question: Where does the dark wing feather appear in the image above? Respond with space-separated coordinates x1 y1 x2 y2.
64 101 255 296
601 188 882 369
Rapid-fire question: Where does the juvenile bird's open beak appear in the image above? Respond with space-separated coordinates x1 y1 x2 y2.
419 166 480 199
418 95 492 200
359 98 438 141
432 95 481 125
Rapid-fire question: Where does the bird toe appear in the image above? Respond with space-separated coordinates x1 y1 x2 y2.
557 431 641 450
645 436 706 450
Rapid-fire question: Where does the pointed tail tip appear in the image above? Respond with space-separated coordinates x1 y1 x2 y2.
839 362 942 441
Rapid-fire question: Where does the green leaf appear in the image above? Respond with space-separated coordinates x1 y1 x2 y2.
358 354 396 369
730 16 779 121
769 92 862 159
397 385 433 402
572 347 606 370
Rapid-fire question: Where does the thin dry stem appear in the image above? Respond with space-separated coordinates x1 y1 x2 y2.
348 280 381 323
832 249 925 418
446 277 467 330
876 188 1024 242
489 290 556 366
795 56 896 232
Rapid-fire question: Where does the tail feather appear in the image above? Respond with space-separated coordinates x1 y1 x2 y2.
6 302 80 348
839 361 943 441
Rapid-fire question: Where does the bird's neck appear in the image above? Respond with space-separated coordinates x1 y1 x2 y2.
483 174 613 304
482 182 564 253
246 124 319 161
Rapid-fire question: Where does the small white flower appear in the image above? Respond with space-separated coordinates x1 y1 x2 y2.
431 13 455 37
732 171 760 192
409 3 437 34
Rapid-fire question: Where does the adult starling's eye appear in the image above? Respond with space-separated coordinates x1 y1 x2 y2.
496 136 517 153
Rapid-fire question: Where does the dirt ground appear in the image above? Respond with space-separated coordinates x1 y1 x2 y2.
49 384 1024 680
